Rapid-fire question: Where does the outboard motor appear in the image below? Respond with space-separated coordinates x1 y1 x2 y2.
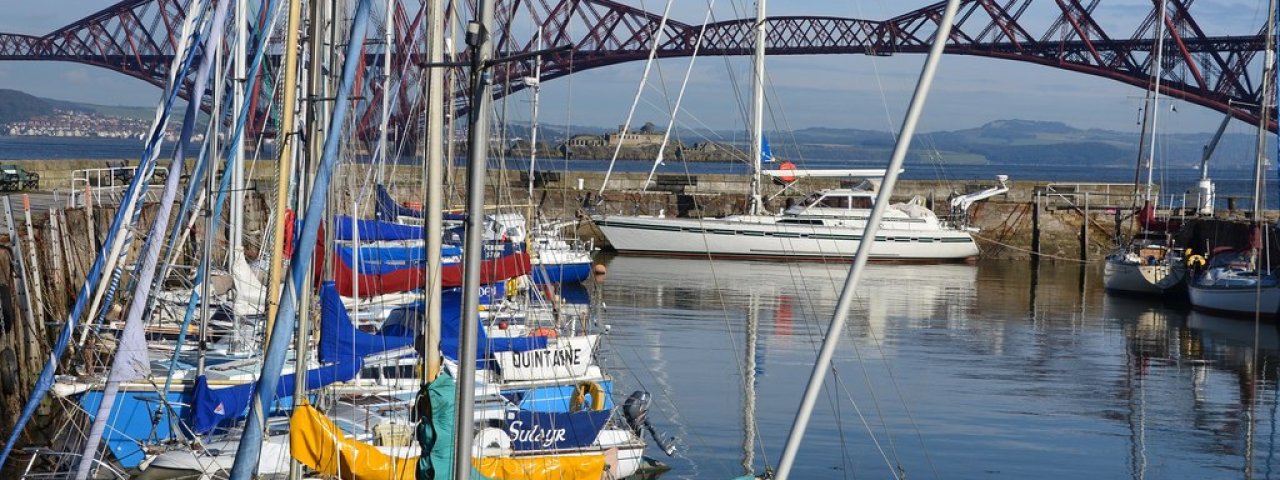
622 390 677 456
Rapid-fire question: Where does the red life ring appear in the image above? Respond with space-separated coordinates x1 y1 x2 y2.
778 161 797 183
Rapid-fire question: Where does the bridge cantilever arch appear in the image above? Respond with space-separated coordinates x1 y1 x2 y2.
0 0 1274 138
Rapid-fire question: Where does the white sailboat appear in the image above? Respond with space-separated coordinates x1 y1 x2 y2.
1187 0 1279 317
1102 0 1187 296
591 2 1006 262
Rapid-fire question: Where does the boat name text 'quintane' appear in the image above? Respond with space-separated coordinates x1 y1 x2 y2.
509 346 584 369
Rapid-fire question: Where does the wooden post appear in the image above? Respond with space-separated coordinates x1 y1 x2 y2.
3 197 38 333
21 196 44 321
47 208 68 310
60 209 85 282
1032 189 1041 263
1081 192 1090 262
84 185 97 251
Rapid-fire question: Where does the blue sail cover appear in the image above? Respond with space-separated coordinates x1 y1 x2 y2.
190 358 362 434
502 410 612 451
375 184 467 222
333 243 462 275
376 289 548 361
318 281 414 364
318 280 544 372
334 215 424 241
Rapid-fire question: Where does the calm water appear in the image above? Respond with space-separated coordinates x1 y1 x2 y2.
592 256 1280 479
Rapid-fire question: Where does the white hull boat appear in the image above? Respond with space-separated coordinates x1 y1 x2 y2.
1188 272 1280 318
594 177 1005 262
595 213 979 261
1103 253 1186 295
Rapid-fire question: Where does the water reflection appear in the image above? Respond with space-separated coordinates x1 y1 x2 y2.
1102 295 1280 479
595 256 1280 479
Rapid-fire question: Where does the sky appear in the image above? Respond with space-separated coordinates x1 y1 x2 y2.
0 0 1271 136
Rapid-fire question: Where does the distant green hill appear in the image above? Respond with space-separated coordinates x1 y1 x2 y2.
509 117 1264 169
0 89 55 124
0 88 161 126
4 86 1264 170
43 98 157 121
772 120 1265 169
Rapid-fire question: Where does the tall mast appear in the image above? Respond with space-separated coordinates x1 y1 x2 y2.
748 0 766 215
773 0 962 477
423 0 446 382
527 31 543 201
289 0 322 478
1144 0 1169 204
264 0 305 339
228 0 373 476
230 0 247 262
455 0 498 477
377 0 396 182
1255 0 1277 217
200 29 225 373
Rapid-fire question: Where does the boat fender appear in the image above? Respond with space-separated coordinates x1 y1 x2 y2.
530 327 558 338
283 209 296 256
474 427 512 457
506 278 520 299
569 381 606 412
1187 255 1207 268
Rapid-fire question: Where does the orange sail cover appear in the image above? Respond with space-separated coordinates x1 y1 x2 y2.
290 404 606 480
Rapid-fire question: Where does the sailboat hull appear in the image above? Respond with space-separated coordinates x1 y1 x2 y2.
1188 284 1280 318
532 250 593 284
77 389 191 469
1103 258 1187 295
593 215 978 261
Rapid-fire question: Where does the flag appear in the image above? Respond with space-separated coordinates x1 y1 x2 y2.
761 135 774 163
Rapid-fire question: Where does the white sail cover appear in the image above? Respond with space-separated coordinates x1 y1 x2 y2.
229 256 270 315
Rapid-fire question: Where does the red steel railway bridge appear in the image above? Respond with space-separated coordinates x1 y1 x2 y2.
0 0 1274 138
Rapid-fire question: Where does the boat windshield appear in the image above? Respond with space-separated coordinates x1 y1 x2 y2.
816 195 850 208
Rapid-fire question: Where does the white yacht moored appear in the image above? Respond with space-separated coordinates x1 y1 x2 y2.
594 173 1007 262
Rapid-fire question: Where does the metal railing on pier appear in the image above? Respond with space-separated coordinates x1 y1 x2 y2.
1041 181 1233 217
63 166 171 208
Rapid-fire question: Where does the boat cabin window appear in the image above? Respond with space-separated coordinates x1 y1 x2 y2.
849 196 873 209
802 193 822 207
817 195 850 209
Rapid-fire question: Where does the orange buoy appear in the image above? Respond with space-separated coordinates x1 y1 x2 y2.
777 161 797 183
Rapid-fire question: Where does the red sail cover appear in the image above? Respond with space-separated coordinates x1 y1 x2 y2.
330 250 530 298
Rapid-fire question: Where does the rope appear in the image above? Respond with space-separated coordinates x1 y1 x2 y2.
971 231 1095 264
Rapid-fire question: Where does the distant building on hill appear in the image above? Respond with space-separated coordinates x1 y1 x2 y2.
566 134 605 147
562 122 665 149
604 122 664 147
